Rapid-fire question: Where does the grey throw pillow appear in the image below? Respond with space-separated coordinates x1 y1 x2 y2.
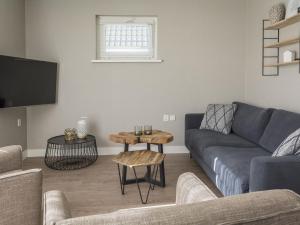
200 104 237 135
272 128 300 157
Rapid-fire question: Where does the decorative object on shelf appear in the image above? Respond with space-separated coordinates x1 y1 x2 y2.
286 0 300 18
144 125 152 135
64 128 77 141
269 3 286 24
283 50 296 63
134 125 143 136
77 117 88 139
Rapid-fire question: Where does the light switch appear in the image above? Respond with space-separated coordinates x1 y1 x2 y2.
170 114 176 121
17 119 22 127
163 114 169 122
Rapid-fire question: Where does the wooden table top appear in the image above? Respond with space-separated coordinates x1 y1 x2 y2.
109 130 173 145
112 150 166 168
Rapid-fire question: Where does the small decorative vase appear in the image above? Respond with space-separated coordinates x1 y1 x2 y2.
77 117 88 139
269 4 286 24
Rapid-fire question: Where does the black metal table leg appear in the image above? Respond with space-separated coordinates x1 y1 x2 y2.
132 165 159 204
158 144 166 187
122 143 129 185
117 164 125 194
146 143 151 178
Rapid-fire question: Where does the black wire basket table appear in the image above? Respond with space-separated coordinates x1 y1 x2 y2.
45 135 98 170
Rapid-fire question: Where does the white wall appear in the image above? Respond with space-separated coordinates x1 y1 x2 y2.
25 0 246 154
0 0 27 149
245 0 300 112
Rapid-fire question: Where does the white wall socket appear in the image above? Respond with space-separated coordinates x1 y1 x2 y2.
170 114 176 121
17 119 22 127
163 114 169 122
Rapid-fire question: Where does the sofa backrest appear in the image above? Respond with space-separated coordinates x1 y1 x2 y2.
232 102 273 144
56 190 300 225
259 109 300 153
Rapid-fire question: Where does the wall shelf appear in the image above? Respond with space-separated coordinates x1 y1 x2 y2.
265 60 300 67
262 16 300 76
265 38 300 48
265 13 300 30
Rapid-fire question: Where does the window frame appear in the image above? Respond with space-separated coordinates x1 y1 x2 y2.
94 15 162 63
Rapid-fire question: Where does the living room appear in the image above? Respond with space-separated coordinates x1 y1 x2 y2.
1 0 300 224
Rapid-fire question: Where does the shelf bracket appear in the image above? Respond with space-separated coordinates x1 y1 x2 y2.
262 19 280 76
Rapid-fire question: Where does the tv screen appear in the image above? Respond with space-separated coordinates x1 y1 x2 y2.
0 55 57 108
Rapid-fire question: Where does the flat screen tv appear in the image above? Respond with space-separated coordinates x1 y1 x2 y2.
0 55 57 108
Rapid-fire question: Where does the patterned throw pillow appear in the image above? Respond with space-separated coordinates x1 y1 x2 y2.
200 104 237 135
272 128 300 157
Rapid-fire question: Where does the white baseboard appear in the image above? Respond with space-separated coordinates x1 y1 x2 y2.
24 145 189 158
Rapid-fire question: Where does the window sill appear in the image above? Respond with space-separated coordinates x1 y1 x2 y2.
91 59 163 63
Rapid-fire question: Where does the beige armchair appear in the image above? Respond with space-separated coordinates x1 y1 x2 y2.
0 145 42 225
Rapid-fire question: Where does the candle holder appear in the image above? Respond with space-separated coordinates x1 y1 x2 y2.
134 126 143 136
144 125 152 135
64 128 77 141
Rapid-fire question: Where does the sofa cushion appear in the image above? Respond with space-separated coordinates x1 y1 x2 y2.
232 102 273 144
202 146 270 196
200 104 237 135
186 129 257 158
272 128 300 157
260 110 300 153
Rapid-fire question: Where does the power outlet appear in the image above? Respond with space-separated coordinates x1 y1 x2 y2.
170 114 176 121
163 114 169 122
17 119 22 127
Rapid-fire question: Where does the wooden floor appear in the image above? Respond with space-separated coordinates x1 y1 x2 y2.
23 154 222 217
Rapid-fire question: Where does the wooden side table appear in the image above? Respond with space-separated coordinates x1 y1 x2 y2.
109 130 173 187
113 150 166 204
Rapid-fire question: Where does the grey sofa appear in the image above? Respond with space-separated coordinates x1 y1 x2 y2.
185 102 300 196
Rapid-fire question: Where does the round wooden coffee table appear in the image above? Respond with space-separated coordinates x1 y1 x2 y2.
109 130 173 187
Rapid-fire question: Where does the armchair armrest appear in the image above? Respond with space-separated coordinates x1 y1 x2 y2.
43 190 72 225
185 113 204 131
250 156 300 194
0 169 42 225
0 145 22 173
176 172 217 205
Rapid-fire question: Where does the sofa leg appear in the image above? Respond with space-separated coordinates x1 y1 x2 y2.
190 153 193 159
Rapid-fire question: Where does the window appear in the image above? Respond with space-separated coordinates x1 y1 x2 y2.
95 16 161 62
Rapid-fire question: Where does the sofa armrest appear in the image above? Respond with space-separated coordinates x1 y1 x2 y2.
43 190 72 225
250 156 300 193
176 172 217 205
185 113 204 131
0 145 22 173
0 169 42 225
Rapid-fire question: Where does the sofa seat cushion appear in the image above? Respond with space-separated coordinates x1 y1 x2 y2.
202 146 270 196
232 102 273 144
260 109 300 153
186 129 257 157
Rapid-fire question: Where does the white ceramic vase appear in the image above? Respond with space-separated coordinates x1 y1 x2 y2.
77 117 88 139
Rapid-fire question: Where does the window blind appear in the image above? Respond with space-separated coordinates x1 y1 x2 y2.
104 24 152 54
97 16 157 59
